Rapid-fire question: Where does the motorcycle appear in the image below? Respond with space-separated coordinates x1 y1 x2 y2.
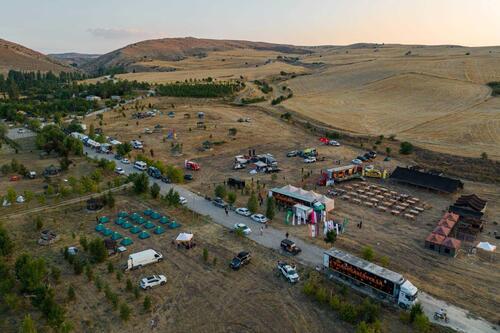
434 311 449 323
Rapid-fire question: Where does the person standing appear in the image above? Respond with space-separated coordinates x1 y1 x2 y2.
285 232 289 239
260 227 264 236
225 207 228 216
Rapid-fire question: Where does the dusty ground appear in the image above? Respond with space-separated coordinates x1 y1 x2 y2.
85 96 500 323
0 193 435 333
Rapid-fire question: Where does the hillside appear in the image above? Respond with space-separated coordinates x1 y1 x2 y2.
0 38 73 74
48 52 101 68
82 37 312 73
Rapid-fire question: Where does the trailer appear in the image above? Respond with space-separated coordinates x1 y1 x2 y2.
323 248 418 309
125 249 163 271
318 164 363 186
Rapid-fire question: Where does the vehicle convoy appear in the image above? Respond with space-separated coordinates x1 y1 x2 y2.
125 249 163 271
140 274 167 290
280 239 302 255
323 248 418 309
277 261 300 283
230 251 251 270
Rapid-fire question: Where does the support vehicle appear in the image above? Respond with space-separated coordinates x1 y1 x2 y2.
230 251 251 270
185 160 200 171
134 161 147 171
147 166 162 179
140 275 167 289
125 249 163 271
323 248 418 309
277 261 300 283
212 197 228 208
280 239 302 255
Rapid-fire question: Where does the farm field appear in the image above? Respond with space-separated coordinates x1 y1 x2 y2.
85 96 500 323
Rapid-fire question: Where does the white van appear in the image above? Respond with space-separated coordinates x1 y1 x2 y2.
125 249 163 271
134 161 147 171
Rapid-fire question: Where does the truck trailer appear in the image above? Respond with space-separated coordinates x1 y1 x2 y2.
318 164 363 186
323 248 418 309
125 249 163 271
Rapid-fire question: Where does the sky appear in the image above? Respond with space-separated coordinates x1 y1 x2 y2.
2 0 500 54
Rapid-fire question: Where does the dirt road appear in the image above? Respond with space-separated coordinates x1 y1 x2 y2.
85 147 499 333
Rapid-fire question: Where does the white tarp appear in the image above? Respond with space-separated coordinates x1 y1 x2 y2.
476 242 496 252
176 232 193 242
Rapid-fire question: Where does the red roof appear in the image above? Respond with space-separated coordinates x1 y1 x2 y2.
438 218 457 229
442 237 461 249
426 233 445 245
441 212 459 222
433 225 451 237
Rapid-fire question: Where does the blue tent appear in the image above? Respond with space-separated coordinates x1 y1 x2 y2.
153 226 165 235
144 209 153 216
130 226 141 234
101 228 113 236
144 221 155 229
120 237 133 246
121 221 133 229
99 216 110 223
168 221 181 229
118 211 128 218
137 216 146 225
159 216 169 224
138 231 151 239
115 218 126 226
131 212 140 221
151 211 161 219
95 223 105 232
111 232 123 240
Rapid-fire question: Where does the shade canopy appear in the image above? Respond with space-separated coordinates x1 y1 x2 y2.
120 237 133 246
117 211 128 218
121 221 133 229
111 232 123 240
144 221 155 229
99 216 110 223
138 231 151 239
95 223 104 232
159 216 169 224
101 228 113 236
476 242 496 252
115 218 126 225
130 226 141 234
144 209 153 216
151 212 161 219
154 226 165 234
176 232 193 242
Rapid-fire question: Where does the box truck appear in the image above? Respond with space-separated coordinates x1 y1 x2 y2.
323 248 418 309
125 249 163 271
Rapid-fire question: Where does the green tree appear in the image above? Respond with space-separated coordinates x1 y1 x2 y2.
14 254 47 292
133 172 149 194
125 279 133 292
88 238 108 263
361 246 375 261
227 192 237 206
265 197 275 220
481 152 488 160
358 298 380 324
399 141 414 155
150 183 161 199
67 284 76 301
166 165 184 183
19 314 37 333
324 229 337 246
88 123 95 138
107 262 114 274
409 303 424 323
6 187 17 204
143 295 152 311
214 184 227 199
202 248 209 262
385 147 392 156
0 223 14 256
247 191 258 214
119 303 131 321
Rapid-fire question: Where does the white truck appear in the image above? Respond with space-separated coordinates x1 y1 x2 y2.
277 261 300 283
125 249 163 271
323 248 418 309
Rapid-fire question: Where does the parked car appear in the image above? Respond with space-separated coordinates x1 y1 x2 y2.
286 150 298 157
184 174 193 181
277 261 300 283
115 167 125 175
329 140 340 146
179 196 187 205
161 175 171 183
140 274 167 290
27 171 36 179
213 197 228 208
121 158 130 164
367 150 377 158
357 155 368 162
233 163 245 170
364 165 374 171
251 214 268 224
304 156 317 163
147 166 162 179
233 223 251 235
351 159 363 165
114 154 123 160
280 239 302 255
230 251 251 270
235 207 251 217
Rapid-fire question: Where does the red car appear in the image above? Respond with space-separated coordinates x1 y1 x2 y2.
9 175 21 181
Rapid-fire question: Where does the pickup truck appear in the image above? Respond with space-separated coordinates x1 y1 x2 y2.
280 239 302 255
277 261 300 283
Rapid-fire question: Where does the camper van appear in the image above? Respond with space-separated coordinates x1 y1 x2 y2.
125 249 163 271
134 161 147 171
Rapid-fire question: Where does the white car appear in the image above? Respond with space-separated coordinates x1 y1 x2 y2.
251 214 268 224
140 275 167 290
329 140 340 146
179 196 187 205
233 223 252 235
235 207 251 217
351 159 363 165
364 165 374 171
115 167 125 175
304 156 317 163
121 158 130 164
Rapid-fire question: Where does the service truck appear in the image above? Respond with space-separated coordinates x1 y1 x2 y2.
323 248 418 309
125 249 163 271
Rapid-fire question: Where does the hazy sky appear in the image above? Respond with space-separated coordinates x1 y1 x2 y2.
2 0 499 54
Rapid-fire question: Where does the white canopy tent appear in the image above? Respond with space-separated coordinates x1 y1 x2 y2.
176 232 193 242
476 242 496 252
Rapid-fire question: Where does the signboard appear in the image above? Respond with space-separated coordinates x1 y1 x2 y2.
328 256 395 295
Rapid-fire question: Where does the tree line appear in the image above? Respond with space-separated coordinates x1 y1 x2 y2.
156 81 243 98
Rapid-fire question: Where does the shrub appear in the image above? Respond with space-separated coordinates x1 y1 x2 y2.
202 248 209 262
85 264 94 281
107 262 114 274
413 313 431 333
133 286 140 300
143 295 152 311
79 236 88 252
19 314 37 333
315 287 328 303
329 294 341 311
324 230 337 245
35 216 44 231
399 141 414 155
126 279 133 292
361 246 375 261
302 279 316 296
94 276 103 291
116 271 123 281
409 303 424 323
67 284 76 301
339 303 358 324
88 238 107 263
358 298 380 324
50 266 61 284
15 254 47 292
247 191 258 214
214 185 227 199
133 172 149 194
265 197 275 220
0 223 14 256
227 192 237 206
379 256 389 267
481 152 488 160
150 183 161 199
73 258 84 275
